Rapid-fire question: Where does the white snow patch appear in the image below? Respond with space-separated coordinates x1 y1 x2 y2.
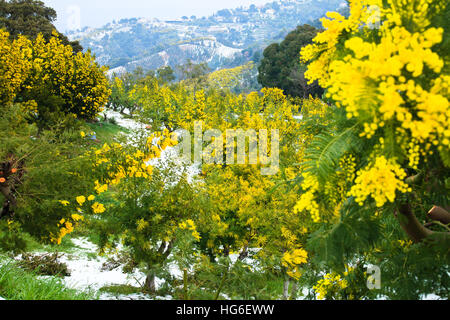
102 109 146 131
36 237 180 300
158 51 170 66
107 66 127 78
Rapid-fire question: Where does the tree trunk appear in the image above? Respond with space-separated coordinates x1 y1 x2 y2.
283 276 290 300
397 203 433 243
290 281 299 300
144 270 156 294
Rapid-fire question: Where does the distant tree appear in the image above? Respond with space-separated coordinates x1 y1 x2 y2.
252 50 262 63
178 59 210 80
132 66 145 80
288 65 324 99
0 0 82 53
177 59 210 94
258 24 323 98
156 66 175 84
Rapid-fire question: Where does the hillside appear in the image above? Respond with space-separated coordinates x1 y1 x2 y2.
67 0 346 74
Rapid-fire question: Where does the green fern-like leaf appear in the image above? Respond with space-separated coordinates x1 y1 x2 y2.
302 124 362 185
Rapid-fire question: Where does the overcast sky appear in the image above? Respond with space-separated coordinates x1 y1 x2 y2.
42 0 275 32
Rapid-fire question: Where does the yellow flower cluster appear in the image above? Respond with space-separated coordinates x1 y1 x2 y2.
92 132 176 191
407 140 421 169
94 180 108 194
301 0 449 158
294 173 320 222
0 30 31 104
349 156 412 207
282 248 308 280
53 194 106 244
51 214 83 245
398 239 413 248
313 272 349 300
179 219 201 241
136 218 149 232
92 202 106 214
76 196 86 206
339 154 357 183
59 200 70 206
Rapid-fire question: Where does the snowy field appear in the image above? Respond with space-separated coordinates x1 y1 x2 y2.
50 238 175 300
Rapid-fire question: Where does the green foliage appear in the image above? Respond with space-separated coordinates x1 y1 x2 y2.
99 284 142 297
174 256 285 300
379 239 450 299
0 0 82 52
157 66 176 84
302 126 362 185
258 24 324 98
0 103 96 249
85 120 129 145
307 200 382 271
20 89 79 133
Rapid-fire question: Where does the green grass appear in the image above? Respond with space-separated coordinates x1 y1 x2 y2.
85 120 129 144
20 233 75 253
0 258 98 300
99 284 143 296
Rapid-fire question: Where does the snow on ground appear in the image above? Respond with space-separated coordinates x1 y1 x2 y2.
57 238 149 300
102 109 146 132
17 237 178 300
59 237 186 300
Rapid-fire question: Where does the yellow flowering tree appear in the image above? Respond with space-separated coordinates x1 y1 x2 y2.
296 0 450 299
0 29 31 105
87 129 205 293
0 29 110 129
134 77 325 297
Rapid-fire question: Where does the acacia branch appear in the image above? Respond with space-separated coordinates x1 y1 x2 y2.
162 240 174 260
428 206 450 225
397 203 450 244
396 203 433 243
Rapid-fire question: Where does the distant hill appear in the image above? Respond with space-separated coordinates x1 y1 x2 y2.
67 0 346 74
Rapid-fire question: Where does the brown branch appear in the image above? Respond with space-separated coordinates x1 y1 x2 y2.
157 241 167 255
396 203 433 243
238 243 249 261
428 206 450 225
162 240 174 260
405 172 423 185
0 156 26 220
